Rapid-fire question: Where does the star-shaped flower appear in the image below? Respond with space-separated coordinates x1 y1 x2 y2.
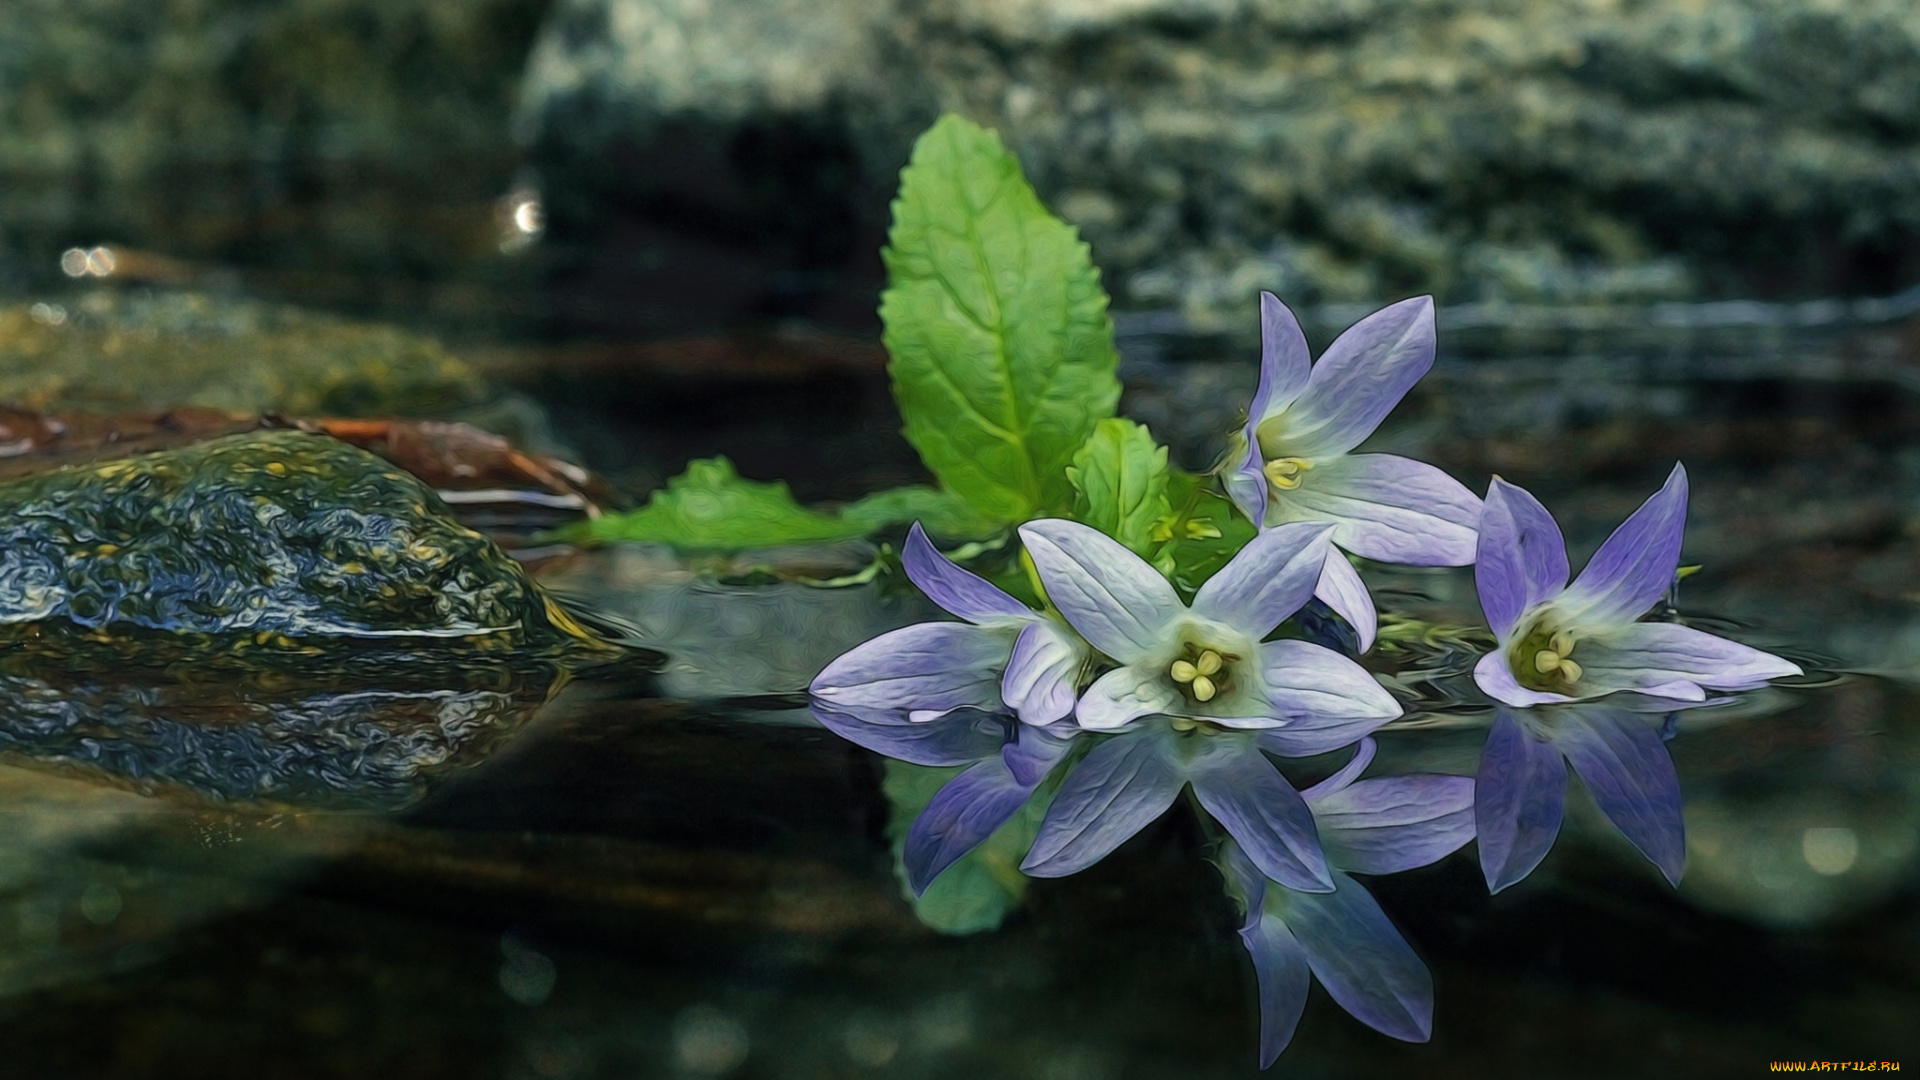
807 524 1091 890
1224 293 1484 647
809 523 1091 734
1472 464 1801 707
1012 518 1402 890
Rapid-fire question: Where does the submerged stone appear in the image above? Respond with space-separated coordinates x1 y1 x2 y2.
0 430 599 648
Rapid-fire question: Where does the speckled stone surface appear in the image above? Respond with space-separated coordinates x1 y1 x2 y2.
520 0 1920 327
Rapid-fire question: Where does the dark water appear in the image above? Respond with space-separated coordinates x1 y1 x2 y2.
0 313 1916 1078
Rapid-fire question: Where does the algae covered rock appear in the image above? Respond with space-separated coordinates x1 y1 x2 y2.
0 430 593 647
0 291 487 417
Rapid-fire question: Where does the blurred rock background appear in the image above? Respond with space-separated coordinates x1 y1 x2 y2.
520 0 1920 331
7 0 1920 338
0 0 550 326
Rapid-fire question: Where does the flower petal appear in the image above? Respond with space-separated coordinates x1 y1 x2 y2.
1313 549 1378 653
1075 665 1181 731
1313 775 1477 875
1191 522 1334 637
903 754 1038 895
1472 650 1578 708
808 704 1010 767
1474 710 1568 893
1475 478 1570 640
1224 640 1400 743
903 522 1030 623
1277 296 1436 460
808 622 1009 722
1577 621 1802 700
1019 519 1182 663
1002 721 1077 786
1560 464 1689 629
1190 740 1333 892
1270 454 1481 566
1224 436 1270 530
1251 291 1314 424
1241 904 1313 1068
1022 730 1183 877
1556 706 1686 885
1215 839 1312 1069
1281 870 1434 1043
1002 620 1084 726
1301 738 1378 801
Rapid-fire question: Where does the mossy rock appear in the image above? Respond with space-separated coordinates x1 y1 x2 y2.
0 429 599 649
0 291 486 417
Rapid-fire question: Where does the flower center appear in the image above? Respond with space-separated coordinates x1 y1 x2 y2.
1262 457 1313 491
1169 643 1237 705
1511 621 1583 693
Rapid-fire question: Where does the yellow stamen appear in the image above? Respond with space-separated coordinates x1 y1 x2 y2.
1170 717 1199 732
1535 650 1562 673
1195 650 1222 676
1558 659 1583 683
1191 675 1217 702
1262 457 1314 491
1170 660 1198 683
1550 630 1575 656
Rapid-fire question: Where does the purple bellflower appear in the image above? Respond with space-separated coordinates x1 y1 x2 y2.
1225 293 1484 650
809 523 1089 892
810 523 1091 731
1475 703 1685 892
1472 464 1801 707
1220 739 1476 1068
1014 519 1402 891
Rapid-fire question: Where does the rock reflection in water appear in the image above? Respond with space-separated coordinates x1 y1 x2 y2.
0 653 555 809
0 636 566 997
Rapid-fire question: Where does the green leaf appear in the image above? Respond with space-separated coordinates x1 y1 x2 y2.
881 759 1061 936
563 460 1003 552
880 114 1122 523
566 457 868 549
1067 419 1170 557
841 486 1004 541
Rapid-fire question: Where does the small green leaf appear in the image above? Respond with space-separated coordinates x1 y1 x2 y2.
563 461 1002 552
1067 419 1170 557
566 457 867 549
841 486 1004 541
881 759 1061 936
880 114 1122 523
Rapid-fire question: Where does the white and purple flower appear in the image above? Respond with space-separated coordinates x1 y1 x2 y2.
810 522 1091 731
1219 739 1476 1067
1224 293 1484 649
808 523 1092 891
1472 465 1801 707
1014 518 1402 890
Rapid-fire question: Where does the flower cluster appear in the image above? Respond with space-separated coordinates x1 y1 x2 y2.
809 292 1800 1068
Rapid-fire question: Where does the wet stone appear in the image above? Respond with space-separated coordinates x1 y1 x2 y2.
0 430 594 647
